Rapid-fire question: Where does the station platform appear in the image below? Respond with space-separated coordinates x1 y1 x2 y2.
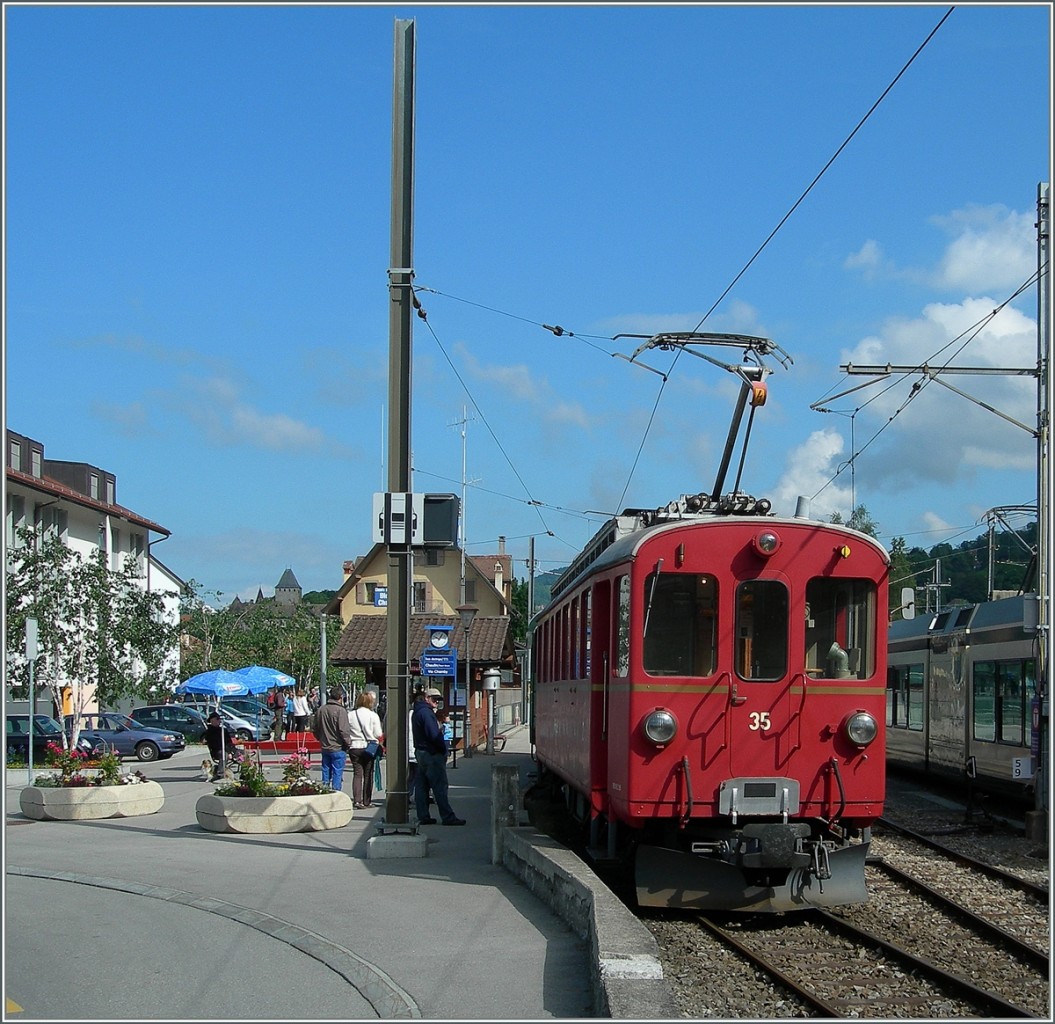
4 726 674 1020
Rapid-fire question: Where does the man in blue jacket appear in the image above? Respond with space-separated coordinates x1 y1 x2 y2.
410 687 465 826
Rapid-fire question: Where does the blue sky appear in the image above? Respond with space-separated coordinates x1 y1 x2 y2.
4 3 1051 603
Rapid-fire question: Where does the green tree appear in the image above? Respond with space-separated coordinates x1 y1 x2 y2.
510 577 530 644
830 504 879 538
180 583 359 695
6 526 179 743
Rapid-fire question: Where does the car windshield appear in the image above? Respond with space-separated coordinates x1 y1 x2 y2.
34 717 63 735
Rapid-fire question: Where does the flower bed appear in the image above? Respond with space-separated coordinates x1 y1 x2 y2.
18 742 164 820
20 779 164 820
195 751 353 833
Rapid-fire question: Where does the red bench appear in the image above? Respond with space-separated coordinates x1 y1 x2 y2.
241 733 322 766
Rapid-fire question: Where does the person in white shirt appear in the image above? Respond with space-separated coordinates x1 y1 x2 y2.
291 689 311 733
347 691 384 809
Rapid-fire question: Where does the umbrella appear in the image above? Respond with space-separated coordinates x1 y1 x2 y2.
234 665 295 693
175 670 253 774
176 669 252 698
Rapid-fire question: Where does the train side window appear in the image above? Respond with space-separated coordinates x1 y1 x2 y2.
972 663 997 742
804 578 877 679
886 664 923 729
974 658 1034 745
642 572 717 677
735 580 787 681
615 575 630 678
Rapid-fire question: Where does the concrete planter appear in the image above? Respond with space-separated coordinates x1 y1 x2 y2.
19 780 165 821
195 790 354 834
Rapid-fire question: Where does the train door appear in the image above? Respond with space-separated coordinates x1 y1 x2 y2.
729 576 791 777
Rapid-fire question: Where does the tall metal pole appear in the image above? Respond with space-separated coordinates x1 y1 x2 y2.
526 537 535 734
1035 181 1050 826
384 18 415 826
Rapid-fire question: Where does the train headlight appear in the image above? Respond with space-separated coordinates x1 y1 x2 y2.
842 711 878 748
642 709 677 747
753 530 781 556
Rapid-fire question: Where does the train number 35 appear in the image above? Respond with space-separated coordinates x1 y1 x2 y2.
748 711 772 731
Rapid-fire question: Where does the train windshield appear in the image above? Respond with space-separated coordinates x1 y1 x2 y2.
642 572 718 676
804 578 877 680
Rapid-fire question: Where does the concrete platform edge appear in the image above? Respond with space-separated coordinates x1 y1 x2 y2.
499 825 680 1019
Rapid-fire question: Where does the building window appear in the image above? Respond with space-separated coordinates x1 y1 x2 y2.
106 478 115 505
464 579 477 603
41 506 68 542
90 474 99 500
413 582 427 613
426 549 444 566
7 494 26 547
31 447 42 477
9 440 20 472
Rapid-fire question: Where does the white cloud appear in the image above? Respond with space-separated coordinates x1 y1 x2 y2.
770 427 853 520
843 239 887 279
844 203 1035 296
929 205 1035 293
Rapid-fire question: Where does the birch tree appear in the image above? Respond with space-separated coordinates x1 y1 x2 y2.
5 526 179 745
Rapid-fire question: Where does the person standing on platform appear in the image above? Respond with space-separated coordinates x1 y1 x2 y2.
411 687 465 826
291 689 311 733
348 691 384 809
313 687 353 792
269 687 285 741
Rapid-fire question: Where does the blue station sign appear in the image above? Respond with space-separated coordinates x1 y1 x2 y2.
421 649 458 676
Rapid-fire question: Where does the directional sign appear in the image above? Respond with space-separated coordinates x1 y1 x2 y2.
421 649 457 676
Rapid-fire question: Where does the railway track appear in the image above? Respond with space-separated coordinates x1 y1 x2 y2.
875 815 1049 903
698 907 1036 1018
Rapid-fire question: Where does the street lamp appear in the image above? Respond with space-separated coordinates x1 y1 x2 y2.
456 603 478 759
482 668 501 755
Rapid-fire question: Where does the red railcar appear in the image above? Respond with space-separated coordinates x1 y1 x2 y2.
530 494 889 911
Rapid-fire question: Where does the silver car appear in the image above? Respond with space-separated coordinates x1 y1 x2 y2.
185 703 271 741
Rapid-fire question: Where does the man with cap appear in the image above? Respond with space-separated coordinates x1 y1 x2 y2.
313 687 354 792
410 686 465 826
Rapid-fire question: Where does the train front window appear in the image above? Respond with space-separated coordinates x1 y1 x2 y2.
804 578 876 679
735 580 788 681
642 572 717 677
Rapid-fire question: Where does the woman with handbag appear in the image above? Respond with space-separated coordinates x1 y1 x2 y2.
348 691 384 809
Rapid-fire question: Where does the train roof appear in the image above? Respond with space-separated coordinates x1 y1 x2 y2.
547 491 888 604
888 593 1038 643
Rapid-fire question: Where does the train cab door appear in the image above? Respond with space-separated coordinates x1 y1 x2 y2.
727 576 794 778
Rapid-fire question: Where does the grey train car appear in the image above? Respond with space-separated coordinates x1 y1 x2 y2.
886 595 1040 801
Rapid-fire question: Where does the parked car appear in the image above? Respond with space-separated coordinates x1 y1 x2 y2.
65 712 185 762
179 702 271 741
7 714 101 762
131 704 209 742
204 697 275 727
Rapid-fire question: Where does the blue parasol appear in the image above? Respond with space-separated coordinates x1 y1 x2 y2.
234 665 295 693
175 670 255 775
176 669 251 697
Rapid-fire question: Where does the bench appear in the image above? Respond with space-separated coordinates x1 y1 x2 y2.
241 733 322 766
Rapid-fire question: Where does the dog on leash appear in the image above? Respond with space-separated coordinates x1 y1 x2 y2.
201 758 237 781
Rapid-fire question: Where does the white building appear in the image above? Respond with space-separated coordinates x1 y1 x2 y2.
5 429 183 711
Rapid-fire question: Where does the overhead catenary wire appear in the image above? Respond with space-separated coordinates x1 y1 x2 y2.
810 267 1044 503
411 7 961 551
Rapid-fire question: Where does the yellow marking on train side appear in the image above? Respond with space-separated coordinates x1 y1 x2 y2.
7 997 24 1013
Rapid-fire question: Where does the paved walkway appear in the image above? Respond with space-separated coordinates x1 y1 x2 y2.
4 728 595 1020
